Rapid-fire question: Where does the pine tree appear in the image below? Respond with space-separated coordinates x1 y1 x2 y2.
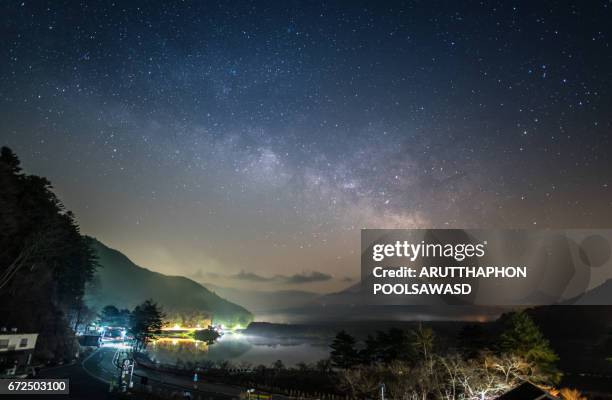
99 305 120 326
330 330 359 369
129 299 165 351
0 146 21 173
500 311 560 383
361 328 415 364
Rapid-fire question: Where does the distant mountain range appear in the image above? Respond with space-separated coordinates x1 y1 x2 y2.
84 238 253 327
84 237 612 326
283 278 612 323
202 284 319 314
205 281 508 323
566 278 612 304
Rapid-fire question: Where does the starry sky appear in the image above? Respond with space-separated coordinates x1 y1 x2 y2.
1 1 611 293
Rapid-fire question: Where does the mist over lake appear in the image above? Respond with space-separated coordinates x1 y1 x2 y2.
146 331 330 367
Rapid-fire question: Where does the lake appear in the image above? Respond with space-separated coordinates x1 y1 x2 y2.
145 331 330 367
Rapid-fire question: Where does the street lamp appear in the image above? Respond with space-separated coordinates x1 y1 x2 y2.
379 383 385 400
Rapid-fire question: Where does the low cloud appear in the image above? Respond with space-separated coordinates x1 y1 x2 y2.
231 270 275 282
192 270 220 280
284 271 332 284
195 269 333 285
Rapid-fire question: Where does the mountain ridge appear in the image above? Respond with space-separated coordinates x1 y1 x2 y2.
84 237 253 327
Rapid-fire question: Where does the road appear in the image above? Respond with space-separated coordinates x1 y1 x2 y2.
2 359 114 400
133 363 242 398
80 345 244 398
82 345 293 400
82 346 121 384
6 345 288 399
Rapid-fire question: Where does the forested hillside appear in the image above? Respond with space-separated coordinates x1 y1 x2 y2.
86 239 253 328
0 146 98 361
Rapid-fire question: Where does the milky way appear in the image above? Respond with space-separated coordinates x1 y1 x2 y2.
1 1 611 292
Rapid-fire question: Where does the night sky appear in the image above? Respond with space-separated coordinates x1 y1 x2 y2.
1 1 611 293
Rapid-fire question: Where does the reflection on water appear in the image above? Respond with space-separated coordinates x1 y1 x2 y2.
146 332 329 367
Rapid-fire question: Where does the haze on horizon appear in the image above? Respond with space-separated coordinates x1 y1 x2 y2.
1 1 611 294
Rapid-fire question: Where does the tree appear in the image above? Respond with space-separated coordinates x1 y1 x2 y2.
453 356 511 399
99 305 120 325
0 147 98 362
361 328 415 364
129 300 164 351
315 358 333 374
413 324 435 372
0 146 21 173
384 328 416 363
330 330 359 369
360 334 381 364
272 359 285 370
339 365 381 399
98 305 130 327
499 311 560 384
491 353 534 384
